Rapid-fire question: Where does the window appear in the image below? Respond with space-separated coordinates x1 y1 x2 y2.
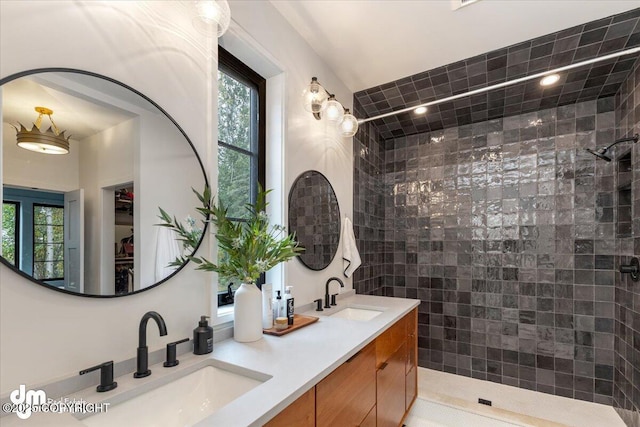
217 46 266 303
2 201 19 266
32 204 64 280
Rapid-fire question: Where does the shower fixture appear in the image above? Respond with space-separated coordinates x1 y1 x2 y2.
585 134 639 162
620 257 639 282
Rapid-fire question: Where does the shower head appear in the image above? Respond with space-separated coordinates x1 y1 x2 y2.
585 148 612 162
585 133 639 162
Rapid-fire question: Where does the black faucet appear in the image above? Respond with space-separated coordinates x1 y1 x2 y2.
324 277 344 308
164 338 190 368
134 311 167 378
79 360 117 392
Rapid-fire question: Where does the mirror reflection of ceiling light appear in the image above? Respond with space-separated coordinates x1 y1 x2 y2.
302 77 358 137
540 74 560 87
414 106 428 114
194 0 231 37
13 106 70 155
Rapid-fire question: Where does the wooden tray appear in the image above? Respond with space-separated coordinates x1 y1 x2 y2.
263 314 319 336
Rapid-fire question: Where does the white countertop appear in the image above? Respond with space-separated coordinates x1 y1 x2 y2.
1 294 419 427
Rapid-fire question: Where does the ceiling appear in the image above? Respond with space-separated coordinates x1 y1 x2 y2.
2 73 149 141
272 0 640 93
354 9 640 139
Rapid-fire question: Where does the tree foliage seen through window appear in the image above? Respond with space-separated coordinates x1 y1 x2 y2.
33 205 64 280
2 202 17 266
218 71 252 220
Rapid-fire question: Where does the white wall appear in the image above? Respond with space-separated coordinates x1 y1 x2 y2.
0 0 355 393
223 0 354 307
0 1 216 393
80 118 136 293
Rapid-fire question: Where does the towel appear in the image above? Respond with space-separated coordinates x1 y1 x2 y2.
154 226 182 282
342 217 361 278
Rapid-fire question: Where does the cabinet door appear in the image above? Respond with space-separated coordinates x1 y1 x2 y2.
264 387 315 427
405 308 418 412
406 364 417 412
317 342 376 427
376 342 406 427
406 308 417 374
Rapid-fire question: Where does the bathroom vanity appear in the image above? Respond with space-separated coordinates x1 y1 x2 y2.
0 294 419 427
266 304 418 427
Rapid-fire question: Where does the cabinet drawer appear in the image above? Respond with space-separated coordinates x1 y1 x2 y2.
376 315 406 368
360 404 376 427
317 341 376 427
263 387 315 427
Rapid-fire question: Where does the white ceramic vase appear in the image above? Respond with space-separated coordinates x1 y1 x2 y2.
233 283 263 342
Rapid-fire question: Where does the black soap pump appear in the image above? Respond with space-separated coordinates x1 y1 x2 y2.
193 315 213 355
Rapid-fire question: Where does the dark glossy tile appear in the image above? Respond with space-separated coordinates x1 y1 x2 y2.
353 11 640 422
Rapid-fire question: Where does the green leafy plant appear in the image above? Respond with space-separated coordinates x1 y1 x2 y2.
157 185 303 284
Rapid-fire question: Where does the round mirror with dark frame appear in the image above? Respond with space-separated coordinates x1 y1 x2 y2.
288 170 340 271
0 68 208 297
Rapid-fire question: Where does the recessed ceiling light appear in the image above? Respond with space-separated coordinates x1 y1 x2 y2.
540 74 560 87
414 106 428 114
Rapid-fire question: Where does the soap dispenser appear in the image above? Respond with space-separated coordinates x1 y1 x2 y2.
193 316 213 355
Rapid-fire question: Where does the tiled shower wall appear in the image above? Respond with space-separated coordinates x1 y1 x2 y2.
381 99 621 404
353 94 640 408
353 100 387 296
613 57 640 425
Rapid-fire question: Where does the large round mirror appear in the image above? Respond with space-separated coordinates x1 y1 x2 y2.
0 69 207 297
288 170 340 270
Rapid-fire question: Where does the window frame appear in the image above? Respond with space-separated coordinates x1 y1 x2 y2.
2 200 20 267
31 202 64 281
217 46 266 306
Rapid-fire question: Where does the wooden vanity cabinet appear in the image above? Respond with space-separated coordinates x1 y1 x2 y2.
264 308 418 427
316 341 376 427
263 387 315 427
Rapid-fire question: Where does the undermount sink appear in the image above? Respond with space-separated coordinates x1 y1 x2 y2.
80 361 269 427
330 306 384 321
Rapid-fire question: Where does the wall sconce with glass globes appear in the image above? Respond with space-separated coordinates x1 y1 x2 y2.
302 77 359 137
